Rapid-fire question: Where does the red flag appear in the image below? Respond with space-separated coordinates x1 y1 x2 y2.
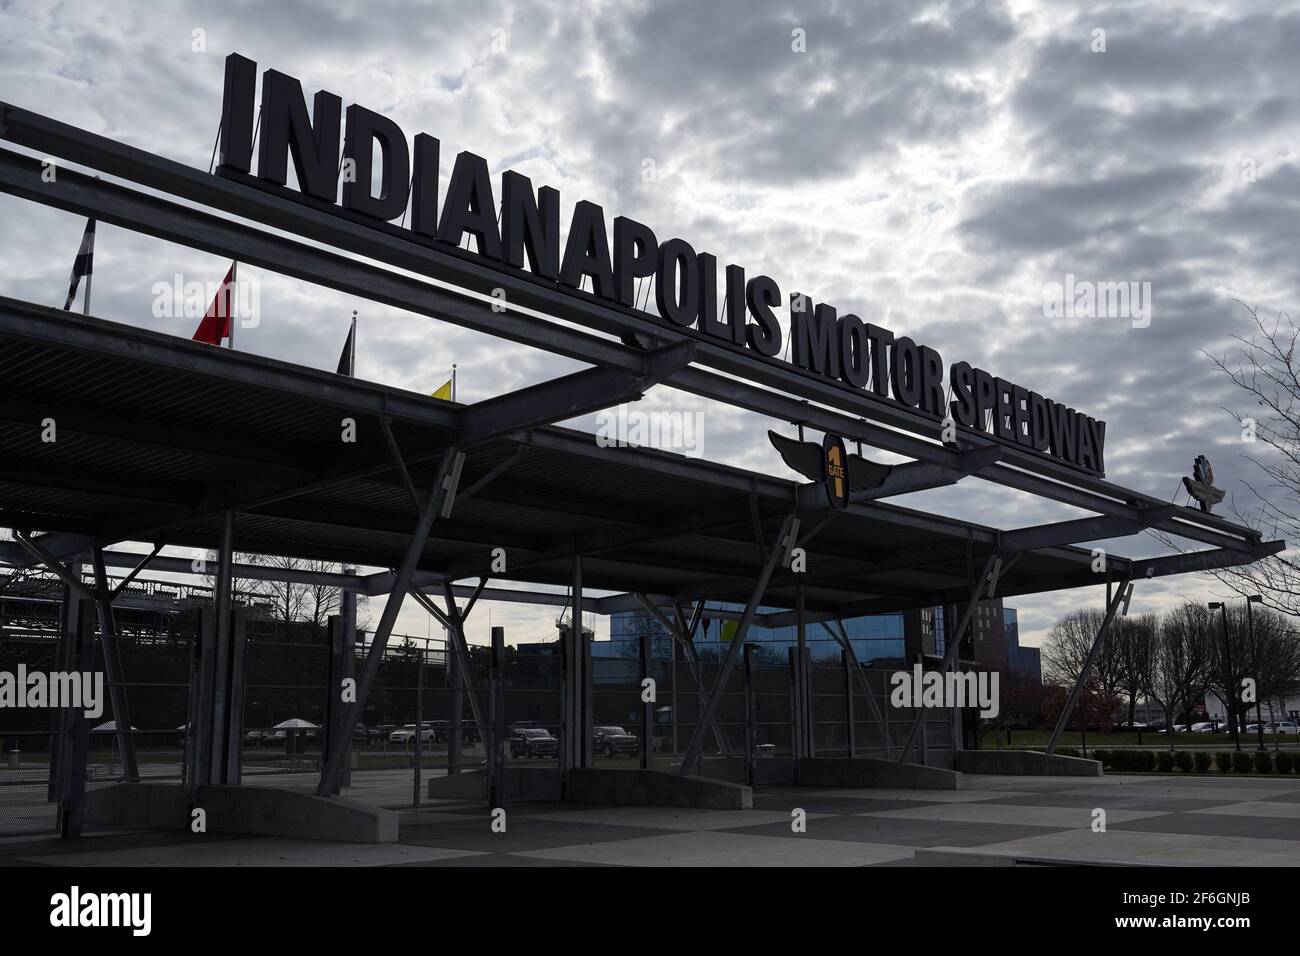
192 263 237 346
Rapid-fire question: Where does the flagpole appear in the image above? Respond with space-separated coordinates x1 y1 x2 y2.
82 272 91 317
228 261 238 350
452 363 457 403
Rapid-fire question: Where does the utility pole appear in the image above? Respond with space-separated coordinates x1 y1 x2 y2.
1208 602 1240 752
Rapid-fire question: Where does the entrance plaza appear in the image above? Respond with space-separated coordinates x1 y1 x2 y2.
4 770 1300 867
0 55 1286 867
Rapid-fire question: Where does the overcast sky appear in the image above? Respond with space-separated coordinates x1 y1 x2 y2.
2 0 1298 648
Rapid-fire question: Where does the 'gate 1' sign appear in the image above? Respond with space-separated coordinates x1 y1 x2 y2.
215 54 1108 476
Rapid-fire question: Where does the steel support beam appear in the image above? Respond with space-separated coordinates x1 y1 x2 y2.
90 547 139 781
679 513 797 774
634 595 729 756
1046 581 1133 755
820 620 893 758
316 448 460 796
896 554 1004 763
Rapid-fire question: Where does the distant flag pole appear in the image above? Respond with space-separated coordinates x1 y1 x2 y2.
337 310 357 376
192 262 237 347
62 218 96 314
452 363 457 402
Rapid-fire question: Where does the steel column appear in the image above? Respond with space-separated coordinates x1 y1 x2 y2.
843 648 856 758
223 608 247 785
46 576 78 802
90 547 139 780
207 511 235 783
639 633 652 770
325 615 347 794
414 643 424 809
448 633 463 775
743 643 756 786
488 625 505 807
59 597 95 838
339 569 357 788
191 605 216 795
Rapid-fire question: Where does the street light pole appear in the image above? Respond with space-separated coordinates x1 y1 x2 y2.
1246 595 1265 752
1209 602 1241 752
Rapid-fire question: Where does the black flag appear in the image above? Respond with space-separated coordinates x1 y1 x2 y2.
336 312 356 376
62 218 96 311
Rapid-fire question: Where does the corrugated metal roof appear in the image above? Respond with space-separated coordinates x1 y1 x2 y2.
0 303 1135 614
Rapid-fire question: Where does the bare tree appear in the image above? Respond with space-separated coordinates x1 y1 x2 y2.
1199 303 1300 614
1243 606 1300 750
239 554 342 628
1144 607 1209 752
1114 614 1158 727
1156 602 1215 733
1041 608 1126 713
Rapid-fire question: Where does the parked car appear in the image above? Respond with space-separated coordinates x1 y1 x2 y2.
1157 724 1188 734
389 723 436 745
1112 722 1148 732
510 727 558 758
1273 722 1298 734
1190 721 1219 733
592 726 638 756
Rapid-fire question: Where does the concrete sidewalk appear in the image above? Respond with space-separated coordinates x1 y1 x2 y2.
3 772 1299 866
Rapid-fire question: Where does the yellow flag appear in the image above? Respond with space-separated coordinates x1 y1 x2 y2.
430 379 452 400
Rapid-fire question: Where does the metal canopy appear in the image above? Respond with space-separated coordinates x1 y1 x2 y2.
0 102 1267 559
0 298 1280 618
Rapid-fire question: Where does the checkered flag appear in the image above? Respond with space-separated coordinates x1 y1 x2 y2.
61 218 96 311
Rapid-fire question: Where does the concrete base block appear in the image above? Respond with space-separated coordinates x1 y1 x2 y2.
567 769 753 809
83 783 397 843
426 767 562 803
84 782 187 829
426 771 487 800
955 750 1103 776
697 756 796 786
201 785 397 843
798 757 962 790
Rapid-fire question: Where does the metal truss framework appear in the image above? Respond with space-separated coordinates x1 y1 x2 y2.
0 101 1284 818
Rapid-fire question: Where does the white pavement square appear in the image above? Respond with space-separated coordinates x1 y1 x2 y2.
858 802 1166 828
783 787 1029 803
517 807 833 831
1194 801 1300 820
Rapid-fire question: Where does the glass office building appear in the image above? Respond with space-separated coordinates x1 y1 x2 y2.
600 601 909 666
